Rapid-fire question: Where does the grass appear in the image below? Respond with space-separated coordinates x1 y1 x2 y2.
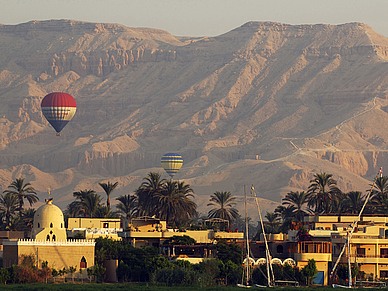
0 284 386 291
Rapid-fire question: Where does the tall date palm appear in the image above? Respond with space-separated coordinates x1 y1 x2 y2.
116 194 138 219
282 191 308 222
136 172 165 216
0 192 19 228
155 180 197 227
72 189 102 218
98 181 118 209
307 173 342 214
207 191 239 223
3 178 38 213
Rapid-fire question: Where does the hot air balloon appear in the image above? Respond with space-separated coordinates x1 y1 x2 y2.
41 92 77 136
161 153 183 179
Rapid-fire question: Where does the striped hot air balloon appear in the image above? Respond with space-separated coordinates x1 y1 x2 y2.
161 153 183 179
41 92 77 136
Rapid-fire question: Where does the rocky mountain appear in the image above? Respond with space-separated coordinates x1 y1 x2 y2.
1 20 388 218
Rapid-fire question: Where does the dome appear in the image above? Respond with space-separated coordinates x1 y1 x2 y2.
31 199 67 241
33 199 64 229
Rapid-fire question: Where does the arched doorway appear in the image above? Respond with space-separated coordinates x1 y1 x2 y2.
80 256 87 268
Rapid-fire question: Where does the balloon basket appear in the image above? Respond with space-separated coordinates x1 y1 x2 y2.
56 133 61 136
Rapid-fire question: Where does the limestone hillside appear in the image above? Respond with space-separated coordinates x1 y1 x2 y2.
1 20 388 218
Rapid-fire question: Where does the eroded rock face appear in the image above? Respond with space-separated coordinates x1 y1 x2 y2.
1 20 388 213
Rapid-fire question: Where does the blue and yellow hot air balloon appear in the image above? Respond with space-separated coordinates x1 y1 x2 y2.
41 92 77 136
161 153 183 179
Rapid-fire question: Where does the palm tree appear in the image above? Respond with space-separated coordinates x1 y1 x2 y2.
3 178 38 212
207 191 239 223
136 172 165 216
19 208 36 231
98 181 119 209
370 176 388 204
264 212 280 233
116 195 137 219
372 195 388 214
282 191 308 222
64 201 82 218
0 192 19 228
275 205 297 232
155 180 197 227
95 205 119 218
307 173 342 214
72 189 102 218
343 191 365 214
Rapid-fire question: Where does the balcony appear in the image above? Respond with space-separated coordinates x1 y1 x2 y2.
332 254 388 264
289 241 332 262
119 230 162 238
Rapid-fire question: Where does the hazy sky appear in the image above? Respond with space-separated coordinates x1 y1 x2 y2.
1 0 388 37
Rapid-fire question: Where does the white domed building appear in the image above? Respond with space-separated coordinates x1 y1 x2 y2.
3 199 95 272
31 199 67 241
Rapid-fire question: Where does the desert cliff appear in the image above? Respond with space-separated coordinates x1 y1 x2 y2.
1 20 388 217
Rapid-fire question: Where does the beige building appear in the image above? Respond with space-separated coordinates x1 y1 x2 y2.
3 199 95 272
250 215 388 285
119 216 244 248
307 215 388 281
67 218 122 240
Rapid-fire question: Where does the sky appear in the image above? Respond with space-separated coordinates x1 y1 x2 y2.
1 0 388 38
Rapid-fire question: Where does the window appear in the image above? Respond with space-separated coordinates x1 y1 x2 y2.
38 223 40 228
80 256 87 268
50 223 53 228
277 245 284 254
381 249 388 258
103 223 109 228
381 271 388 278
52 235 56 241
357 248 366 257
46 235 50 241
61 223 63 228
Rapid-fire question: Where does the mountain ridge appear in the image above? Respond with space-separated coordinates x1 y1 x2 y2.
1 20 388 218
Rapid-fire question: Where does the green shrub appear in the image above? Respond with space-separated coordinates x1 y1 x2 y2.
151 267 199 286
219 260 243 285
0 268 10 284
301 259 318 285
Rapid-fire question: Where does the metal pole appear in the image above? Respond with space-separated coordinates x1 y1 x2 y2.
251 185 273 286
330 167 382 281
244 185 250 285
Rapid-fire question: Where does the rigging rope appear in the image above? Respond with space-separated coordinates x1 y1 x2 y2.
251 185 275 286
330 167 382 283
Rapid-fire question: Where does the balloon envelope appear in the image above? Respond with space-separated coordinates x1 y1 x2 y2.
41 92 77 134
161 153 183 178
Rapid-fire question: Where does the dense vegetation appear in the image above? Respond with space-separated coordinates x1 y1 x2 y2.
2 171 386 235
0 171 386 286
0 237 322 287
261 172 388 234
0 285 368 291
0 172 241 231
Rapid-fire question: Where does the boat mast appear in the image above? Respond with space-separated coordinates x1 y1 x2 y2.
251 185 273 286
348 232 352 287
330 167 383 284
244 185 250 285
